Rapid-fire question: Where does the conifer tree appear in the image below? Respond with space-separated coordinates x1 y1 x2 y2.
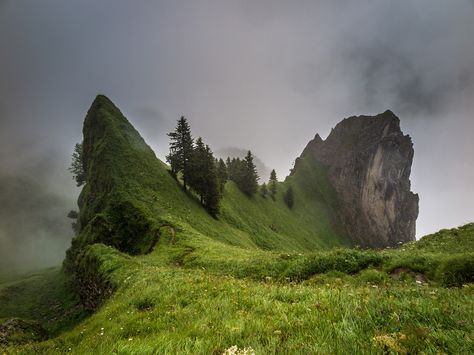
202 145 220 216
226 152 259 196
226 157 238 182
217 158 228 193
189 137 207 201
260 183 268 198
283 185 294 209
67 210 79 234
241 150 259 196
188 138 221 215
269 169 277 200
69 143 86 186
166 116 194 190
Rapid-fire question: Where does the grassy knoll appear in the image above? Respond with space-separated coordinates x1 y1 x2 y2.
2 226 474 354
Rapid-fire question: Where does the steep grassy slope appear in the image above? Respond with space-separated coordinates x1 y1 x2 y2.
66 95 348 276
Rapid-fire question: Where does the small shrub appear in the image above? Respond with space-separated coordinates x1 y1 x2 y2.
133 297 155 311
400 327 431 354
306 270 348 286
372 327 430 355
435 253 474 287
358 268 388 285
283 186 294 208
283 249 384 281
385 254 439 278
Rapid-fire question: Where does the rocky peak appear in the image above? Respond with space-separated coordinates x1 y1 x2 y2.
298 110 418 248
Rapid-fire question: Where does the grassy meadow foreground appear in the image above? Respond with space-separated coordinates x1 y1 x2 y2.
1 223 474 354
1 96 473 354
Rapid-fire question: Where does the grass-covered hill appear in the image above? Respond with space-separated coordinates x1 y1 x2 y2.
1 95 473 354
66 94 349 271
1 222 473 353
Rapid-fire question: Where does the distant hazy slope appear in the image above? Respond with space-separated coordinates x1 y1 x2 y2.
408 223 474 253
0 176 74 272
65 95 348 270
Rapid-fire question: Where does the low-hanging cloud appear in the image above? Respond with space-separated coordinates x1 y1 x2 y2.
0 158 76 272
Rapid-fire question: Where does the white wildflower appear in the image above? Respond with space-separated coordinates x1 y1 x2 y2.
223 345 256 355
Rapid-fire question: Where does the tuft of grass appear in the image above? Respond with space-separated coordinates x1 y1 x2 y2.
435 253 474 287
358 268 389 285
132 298 155 312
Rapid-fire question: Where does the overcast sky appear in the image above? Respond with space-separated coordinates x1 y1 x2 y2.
1 0 473 259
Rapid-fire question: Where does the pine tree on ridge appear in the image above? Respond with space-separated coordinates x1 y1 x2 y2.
269 169 277 200
166 116 194 190
260 183 268 198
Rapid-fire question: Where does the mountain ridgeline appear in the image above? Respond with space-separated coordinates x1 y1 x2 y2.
65 96 418 276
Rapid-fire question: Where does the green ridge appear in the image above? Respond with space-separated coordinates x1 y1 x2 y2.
2 96 473 354
66 95 349 275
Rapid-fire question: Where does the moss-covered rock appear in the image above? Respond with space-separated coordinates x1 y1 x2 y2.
65 96 167 272
0 318 47 345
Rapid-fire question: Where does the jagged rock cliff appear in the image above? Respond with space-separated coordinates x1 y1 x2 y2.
295 110 419 248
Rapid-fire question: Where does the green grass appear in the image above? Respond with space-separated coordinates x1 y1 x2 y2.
3 232 474 354
0 267 25 284
0 268 87 337
406 223 474 253
2 95 473 353
66 95 348 273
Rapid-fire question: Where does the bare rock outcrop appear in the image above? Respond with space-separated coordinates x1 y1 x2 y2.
298 110 418 247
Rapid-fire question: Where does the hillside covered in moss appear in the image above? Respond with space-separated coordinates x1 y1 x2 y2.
65 95 350 269
1 95 473 354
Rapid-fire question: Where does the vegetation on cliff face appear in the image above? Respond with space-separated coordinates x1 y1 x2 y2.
2 96 473 353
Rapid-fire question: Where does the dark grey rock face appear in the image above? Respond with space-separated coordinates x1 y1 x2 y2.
300 110 418 248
